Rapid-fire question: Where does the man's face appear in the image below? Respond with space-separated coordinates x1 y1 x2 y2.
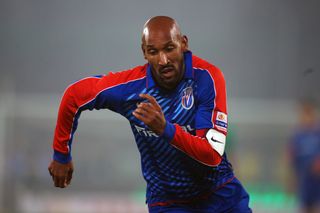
142 27 188 90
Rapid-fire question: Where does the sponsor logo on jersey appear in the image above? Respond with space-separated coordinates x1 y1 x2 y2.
211 136 224 144
215 111 228 131
134 124 194 137
134 125 159 137
206 129 226 156
215 120 227 128
216 112 227 123
181 87 194 110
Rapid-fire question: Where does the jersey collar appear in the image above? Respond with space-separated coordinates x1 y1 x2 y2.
146 51 194 89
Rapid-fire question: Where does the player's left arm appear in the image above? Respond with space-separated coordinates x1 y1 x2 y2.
134 66 227 167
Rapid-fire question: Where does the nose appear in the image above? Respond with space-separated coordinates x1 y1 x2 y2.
158 52 168 65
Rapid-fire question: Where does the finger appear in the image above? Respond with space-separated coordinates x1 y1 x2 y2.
138 103 162 120
66 169 73 185
134 102 163 124
139 94 161 110
134 102 154 118
133 111 148 123
58 176 67 188
139 94 162 111
135 103 153 115
53 175 60 187
54 174 66 188
48 167 53 177
133 108 146 119
50 170 55 181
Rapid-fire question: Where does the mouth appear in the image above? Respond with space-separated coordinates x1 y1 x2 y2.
160 66 175 79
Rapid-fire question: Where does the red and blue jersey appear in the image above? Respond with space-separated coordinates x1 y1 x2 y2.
289 125 320 205
52 51 234 205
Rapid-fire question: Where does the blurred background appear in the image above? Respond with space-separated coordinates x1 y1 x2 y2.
1 0 320 212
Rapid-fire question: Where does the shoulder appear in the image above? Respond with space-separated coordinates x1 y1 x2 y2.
104 64 147 84
70 64 147 88
192 55 226 87
91 64 147 91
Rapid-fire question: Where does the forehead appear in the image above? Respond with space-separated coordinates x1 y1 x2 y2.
143 26 180 46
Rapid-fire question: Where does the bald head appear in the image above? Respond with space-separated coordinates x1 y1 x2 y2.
142 16 182 44
140 16 188 90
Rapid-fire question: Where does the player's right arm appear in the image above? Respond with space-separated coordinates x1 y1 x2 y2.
48 65 146 188
48 67 145 188
52 75 120 163
49 75 116 188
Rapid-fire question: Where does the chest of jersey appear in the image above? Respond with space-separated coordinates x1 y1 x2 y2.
123 79 197 136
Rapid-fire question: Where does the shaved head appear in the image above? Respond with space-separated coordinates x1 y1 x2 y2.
142 16 182 44
141 16 188 90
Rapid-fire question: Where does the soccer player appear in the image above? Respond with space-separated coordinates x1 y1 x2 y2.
48 16 252 212
288 100 320 213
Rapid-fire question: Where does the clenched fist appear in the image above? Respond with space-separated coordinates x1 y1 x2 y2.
48 160 74 188
133 94 166 135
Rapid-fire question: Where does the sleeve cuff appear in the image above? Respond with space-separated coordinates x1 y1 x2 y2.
53 150 72 164
161 121 176 141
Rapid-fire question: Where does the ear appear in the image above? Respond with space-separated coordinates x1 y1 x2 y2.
141 43 147 60
181 35 189 52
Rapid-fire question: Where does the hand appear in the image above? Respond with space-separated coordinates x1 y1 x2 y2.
133 94 166 135
48 160 74 188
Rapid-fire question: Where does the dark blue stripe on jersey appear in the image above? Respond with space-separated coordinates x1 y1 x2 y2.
93 75 104 78
216 120 228 128
194 68 216 129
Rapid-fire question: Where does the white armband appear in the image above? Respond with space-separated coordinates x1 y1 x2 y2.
206 129 226 156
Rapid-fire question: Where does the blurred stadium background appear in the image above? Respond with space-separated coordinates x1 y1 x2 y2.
1 0 319 212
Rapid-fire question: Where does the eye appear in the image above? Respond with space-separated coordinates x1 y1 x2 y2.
147 49 157 55
165 46 175 52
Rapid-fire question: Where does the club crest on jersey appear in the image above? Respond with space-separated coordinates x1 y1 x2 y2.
181 87 194 110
